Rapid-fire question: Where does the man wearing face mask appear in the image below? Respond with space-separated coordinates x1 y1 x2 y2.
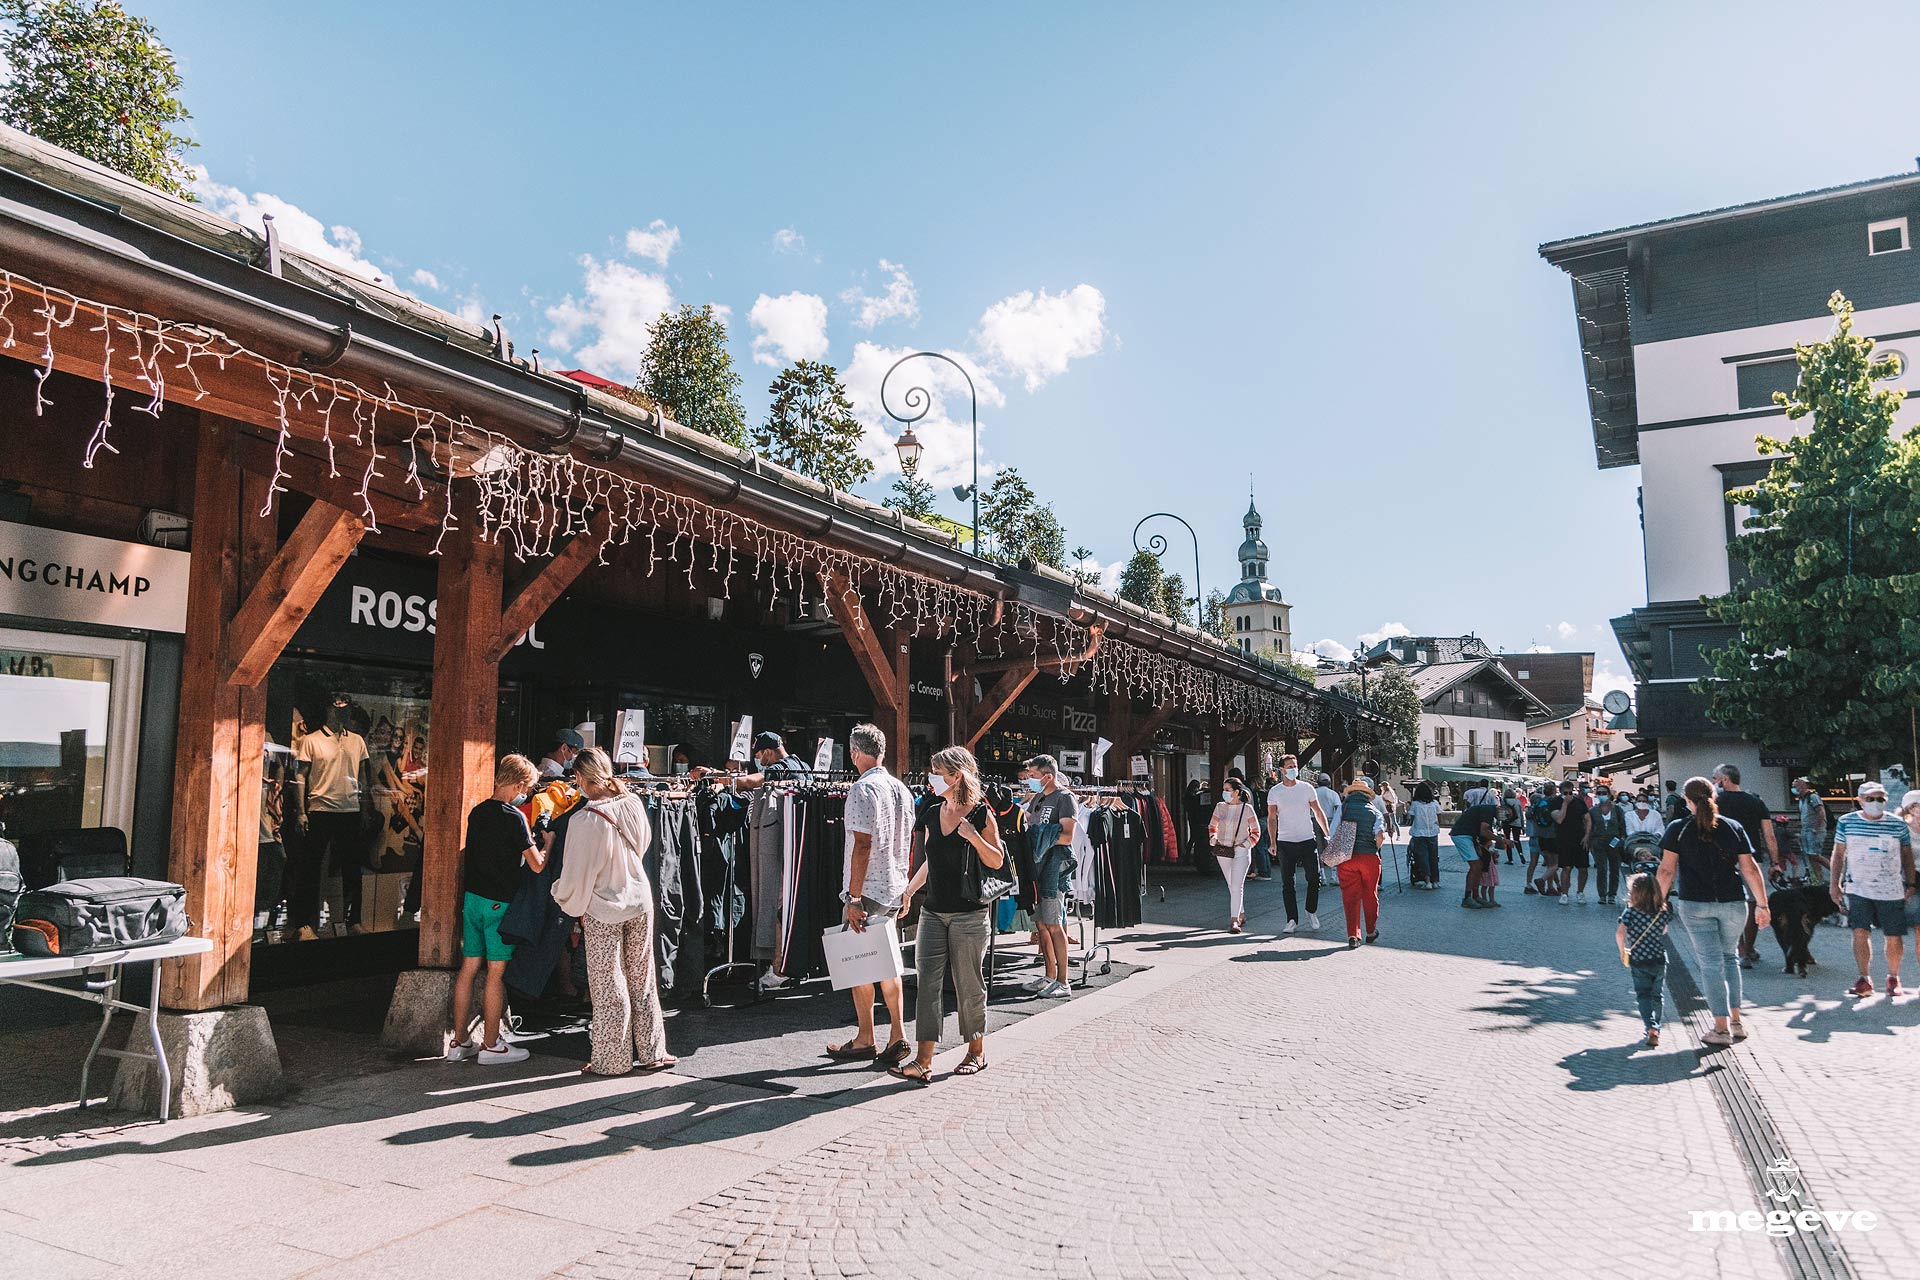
1267 754 1327 933
1024 755 1078 998
691 731 811 792
1713 764 1776 969
1830 781 1915 998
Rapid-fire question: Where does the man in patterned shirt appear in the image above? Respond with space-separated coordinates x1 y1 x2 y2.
1831 780 1916 998
826 723 914 1067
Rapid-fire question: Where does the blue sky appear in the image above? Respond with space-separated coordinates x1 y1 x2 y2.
140 1 1920 694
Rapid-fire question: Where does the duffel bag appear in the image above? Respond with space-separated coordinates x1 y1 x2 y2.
12 877 189 957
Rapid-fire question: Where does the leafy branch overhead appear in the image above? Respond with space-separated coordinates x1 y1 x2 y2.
1698 292 1920 775
0 0 198 198
639 304 748 447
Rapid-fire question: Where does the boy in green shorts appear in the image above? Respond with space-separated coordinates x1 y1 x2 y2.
446 753 545 1064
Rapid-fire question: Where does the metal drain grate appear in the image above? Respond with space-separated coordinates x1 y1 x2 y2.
1664 945 1856 1280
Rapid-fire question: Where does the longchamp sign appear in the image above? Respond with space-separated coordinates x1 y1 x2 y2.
0 519 189 632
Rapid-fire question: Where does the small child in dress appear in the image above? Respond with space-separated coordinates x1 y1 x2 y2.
1616 871 1672 1047
1480 855 1501 906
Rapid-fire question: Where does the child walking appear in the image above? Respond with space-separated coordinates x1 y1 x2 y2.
1616 872 1672 1047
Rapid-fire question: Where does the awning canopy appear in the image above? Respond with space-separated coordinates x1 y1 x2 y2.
1582 741 1658 776
1420 765 1532 786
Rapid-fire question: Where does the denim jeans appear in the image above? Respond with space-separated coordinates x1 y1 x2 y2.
1675 898 1747 1018
1630 960 1666 1029
1593 848 1623 900
1276 839 1319 920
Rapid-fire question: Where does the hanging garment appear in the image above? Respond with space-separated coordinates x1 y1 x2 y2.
749 789 785 960
1088 804 1146 928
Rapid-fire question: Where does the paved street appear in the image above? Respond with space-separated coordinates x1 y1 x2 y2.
4 847 1912 1279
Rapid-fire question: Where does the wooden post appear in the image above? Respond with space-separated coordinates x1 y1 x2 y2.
162 419 273 1010
419 525 503 970
889 624 911 773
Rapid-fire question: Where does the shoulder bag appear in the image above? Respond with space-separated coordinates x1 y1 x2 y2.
956 805 1016 907
1211 804 1251 858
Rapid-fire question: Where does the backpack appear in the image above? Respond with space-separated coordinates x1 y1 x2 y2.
0 835 21 955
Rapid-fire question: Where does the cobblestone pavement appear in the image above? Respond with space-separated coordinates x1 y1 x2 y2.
5 849 1907 1279
563 858 1796 1280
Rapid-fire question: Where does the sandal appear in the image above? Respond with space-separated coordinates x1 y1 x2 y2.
825 1041 878 1061
954 1054 988 1076
636 1056 678 1072
888 1060 933 1087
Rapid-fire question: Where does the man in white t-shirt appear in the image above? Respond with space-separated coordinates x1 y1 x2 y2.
1267 753 1328 933
292 696 372 941
827 723 913 1067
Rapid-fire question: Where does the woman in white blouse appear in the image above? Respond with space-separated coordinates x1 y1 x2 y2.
552 747 675 1076
1208 776 1262 933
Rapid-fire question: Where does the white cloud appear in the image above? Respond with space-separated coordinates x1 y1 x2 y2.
973 283 1106 391
189 165 385 282
1358 622 1412 648
1554 620 1579 641
410 268 442 292
841 259 920 330
841 340 1003 487
1307 638 1355 663
543 256 674 381
772 227 806 255
1070 554 1126 594
624 220 682 267
1523 643 1555 654
748 292 829 368
1592 661 1636 702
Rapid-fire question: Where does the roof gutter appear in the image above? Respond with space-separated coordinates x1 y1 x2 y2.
0 166 1006 596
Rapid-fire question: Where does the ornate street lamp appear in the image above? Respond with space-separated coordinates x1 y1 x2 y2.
882 351 979 555
892 426 923 472
1132 512 1201 629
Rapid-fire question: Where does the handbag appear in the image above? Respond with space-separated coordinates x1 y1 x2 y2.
957 805 1017 907
1321 820 1357 867
1211 803 1251 858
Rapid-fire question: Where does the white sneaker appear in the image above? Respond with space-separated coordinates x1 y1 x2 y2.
757 970 794 991
1559 893 1570 905
1282 919 1298 934
1047 981 1072 1000
445 1039 479 1063
1023 976 1051 992
478 1040 529 1065
1304 912 1320 931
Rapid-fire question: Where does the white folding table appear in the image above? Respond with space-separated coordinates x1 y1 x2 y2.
0 936 214 1121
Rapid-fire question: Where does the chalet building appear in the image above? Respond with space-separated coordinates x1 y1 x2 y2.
1497 651 1592 720
0 126 1381 1113
1319 634 1548 798
1541 167 1920 807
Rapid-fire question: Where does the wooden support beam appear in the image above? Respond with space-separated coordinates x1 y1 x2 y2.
965 666 1039 752
419 521 504 970
1112 700 1179 768
888 625 912 774
230 431 441 531
488 514 608 663
224 497 365 687
161 418 273 1010
824 570 900 715
949 643 977 746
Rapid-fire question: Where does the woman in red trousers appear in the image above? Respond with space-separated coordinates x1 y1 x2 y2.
1333 778 1386 949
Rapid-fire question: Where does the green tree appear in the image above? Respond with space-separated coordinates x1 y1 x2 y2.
1699 292 1920 775
0 0 196 198
979 468 1066 568
1158 572 1190 622
884 461 937 521
1117 548 1164 609
1069 545 1101 588
1333 663 1422 778
754 359 872 490
639 304 748 446
1201 590 1233 642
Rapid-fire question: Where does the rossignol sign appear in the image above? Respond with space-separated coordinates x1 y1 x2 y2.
0 520 189 632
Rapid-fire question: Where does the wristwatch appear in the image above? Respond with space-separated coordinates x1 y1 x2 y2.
839 890 858 906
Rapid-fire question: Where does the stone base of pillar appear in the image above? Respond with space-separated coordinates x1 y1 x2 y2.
109 1005 283 1119
381 968 483 1056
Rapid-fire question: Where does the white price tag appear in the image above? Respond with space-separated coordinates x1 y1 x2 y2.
1091 737 1112 779
727 716 754 764
612 709 646 764
813 737 834 772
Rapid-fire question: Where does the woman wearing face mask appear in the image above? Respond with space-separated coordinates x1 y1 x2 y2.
892 746 1005 1084
1208 777 1261 932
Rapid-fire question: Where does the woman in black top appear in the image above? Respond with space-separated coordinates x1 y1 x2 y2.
891 745 1005 1085
1656 777 1771 1046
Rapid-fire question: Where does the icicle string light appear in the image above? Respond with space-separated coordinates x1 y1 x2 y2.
1 267 1346 733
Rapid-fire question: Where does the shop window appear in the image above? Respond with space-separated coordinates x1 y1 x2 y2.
0 633 141 843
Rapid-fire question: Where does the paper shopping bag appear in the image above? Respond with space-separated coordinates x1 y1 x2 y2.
822 918 904 990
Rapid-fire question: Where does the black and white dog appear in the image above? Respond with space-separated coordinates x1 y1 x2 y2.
1768 884 1841 977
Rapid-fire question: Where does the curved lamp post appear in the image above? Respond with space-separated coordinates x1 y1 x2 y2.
1132 512 1201 629
883 351 979 555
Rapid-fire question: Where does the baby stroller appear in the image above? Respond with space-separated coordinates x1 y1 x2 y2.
1624 831 1663 880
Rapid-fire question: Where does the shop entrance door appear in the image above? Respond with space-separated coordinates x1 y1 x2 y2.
0 626 144 846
